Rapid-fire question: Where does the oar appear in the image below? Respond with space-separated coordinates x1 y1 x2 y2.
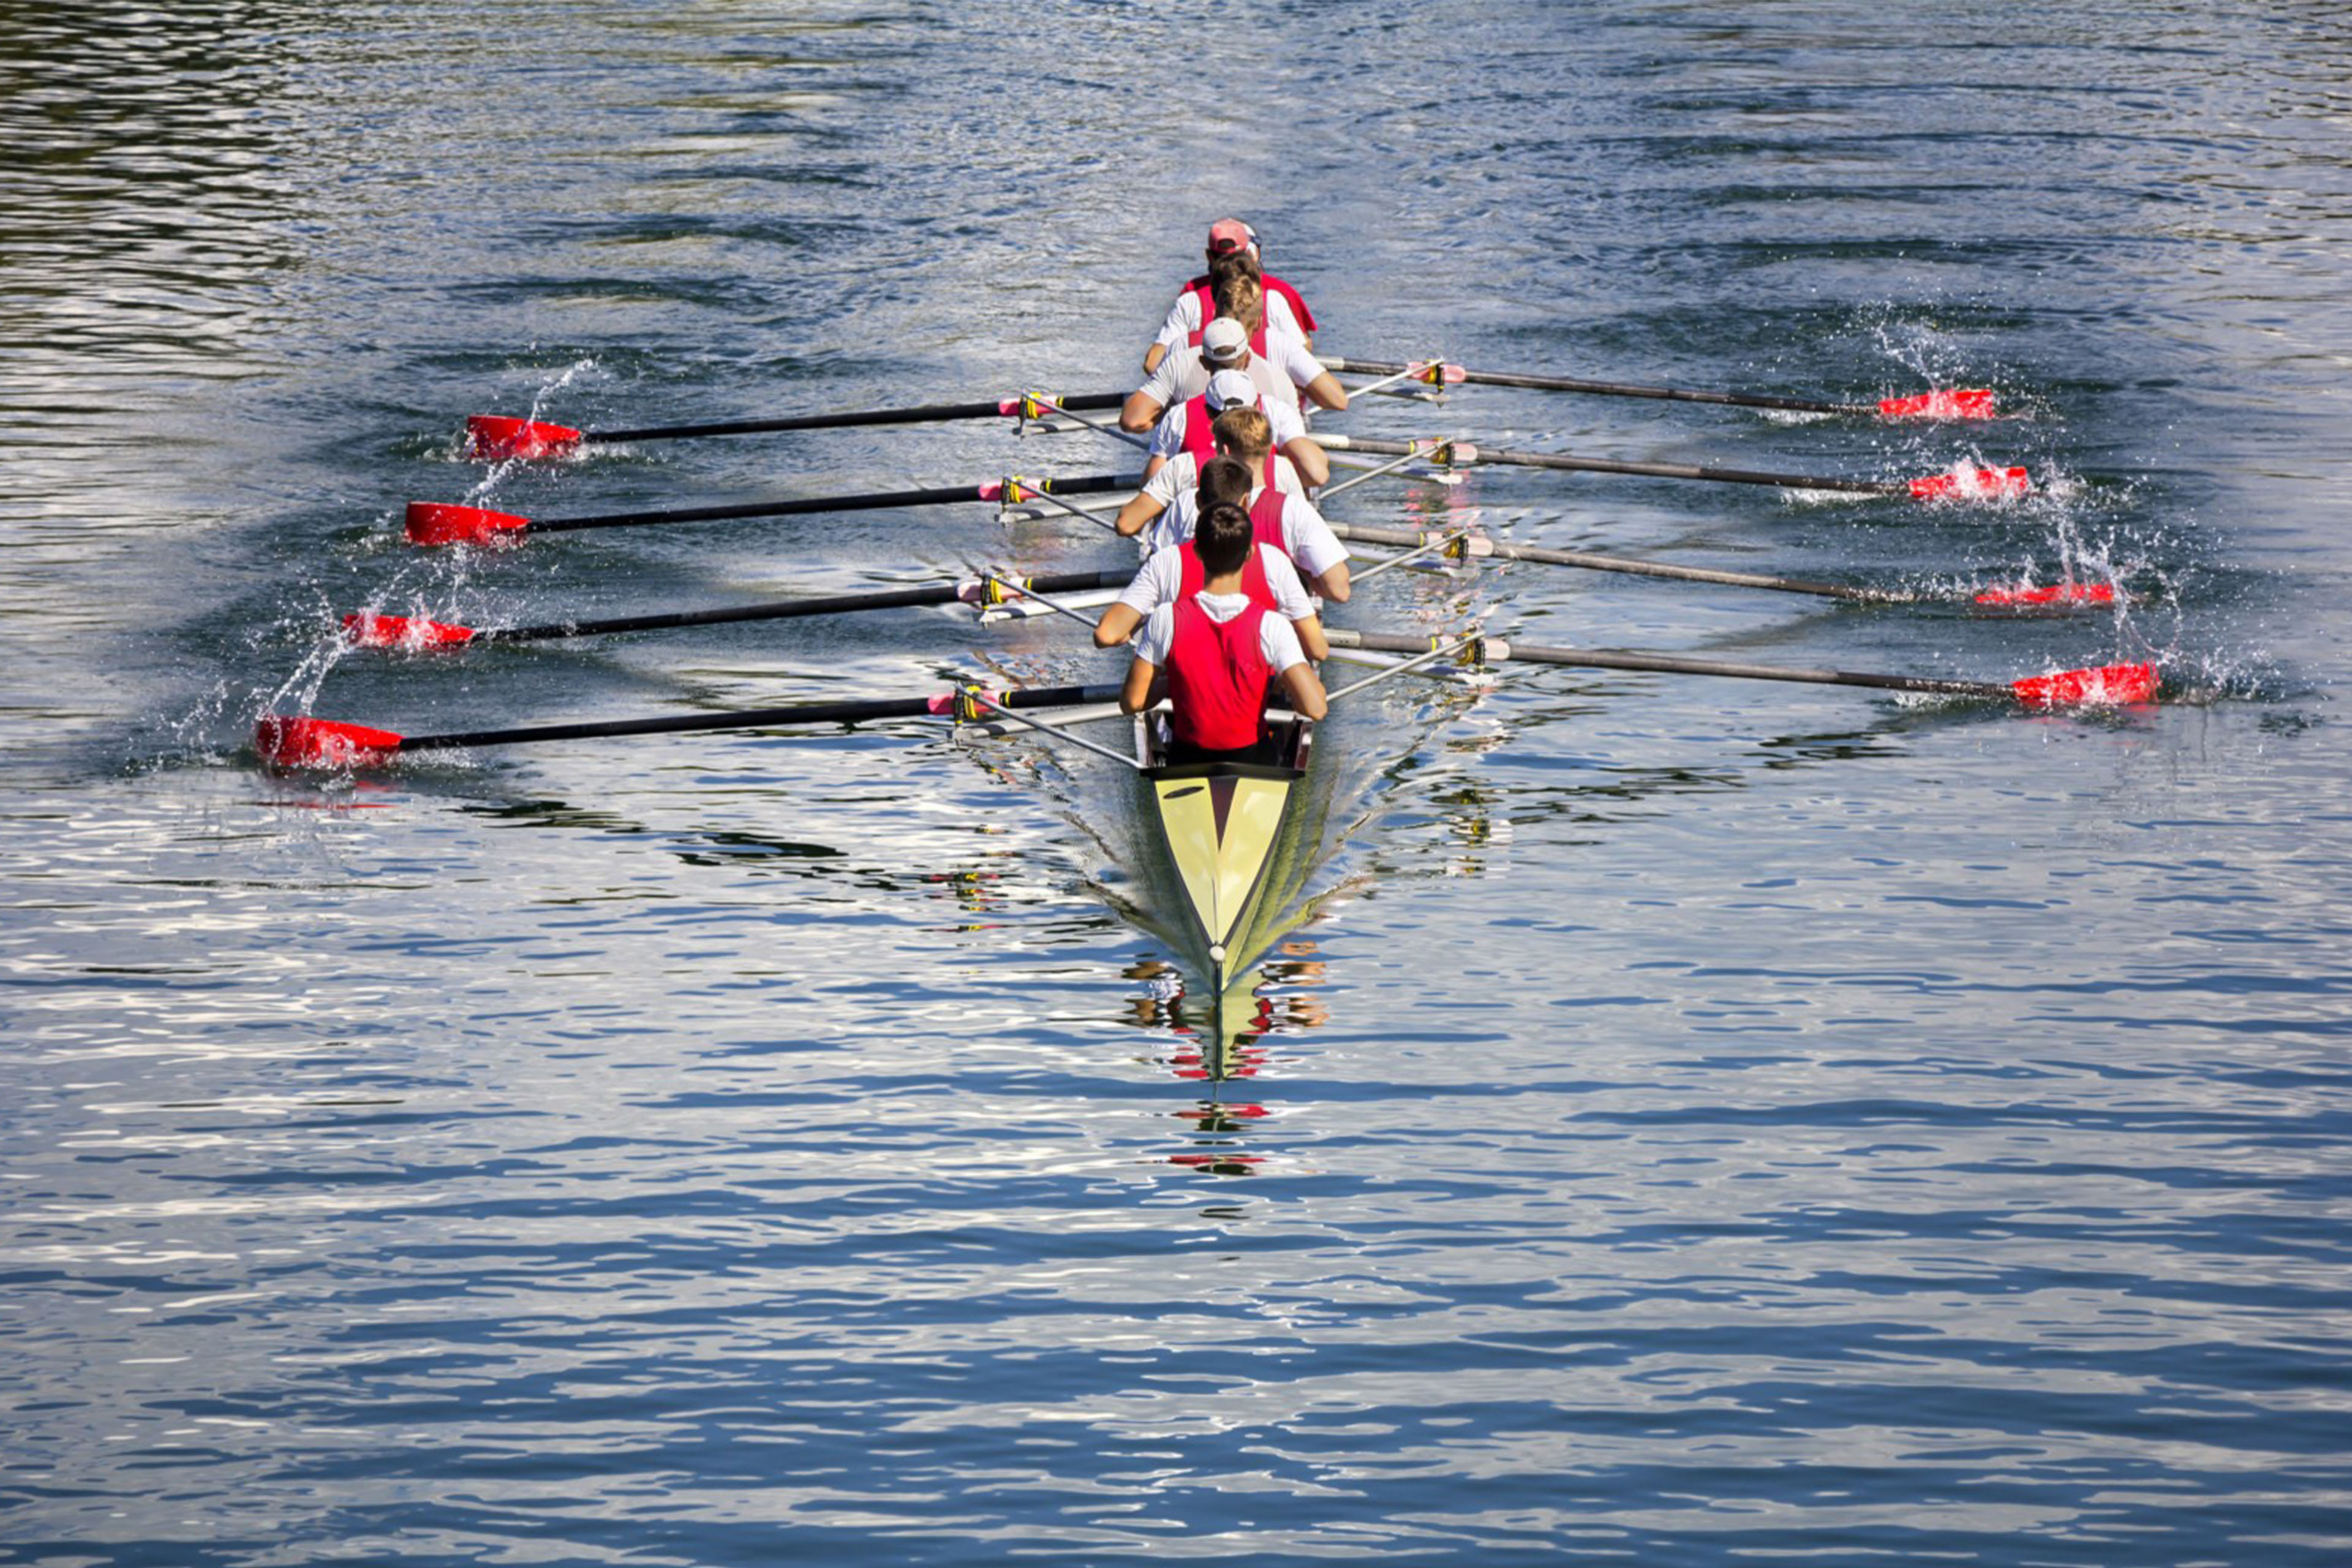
344 567 1137 649
1323 521 2116 608
1325 629 2158 710
1317 355 1996 421
255 683 1123 771
463 391 1128 461
404 471 1137 547
1314 434 2028 502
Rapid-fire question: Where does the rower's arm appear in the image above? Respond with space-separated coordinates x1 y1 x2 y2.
1303 369 1349 413
1280 660 1328 721
1311 560 1352 603
1140 453 1167 488
1291 612 1329 663
1119 388 1166 434
1280 435 1330 489
1114 490 1164 538
1095 601 1145 649
1119 657 1164 714
1142 341 1167 374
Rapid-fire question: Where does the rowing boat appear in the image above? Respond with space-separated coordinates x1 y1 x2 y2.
261 349 2156 1092
1134 708 1316 999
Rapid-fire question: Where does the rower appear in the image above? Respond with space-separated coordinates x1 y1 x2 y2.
1125 407 1352 603
1120 289 1349 432
1142 369 1329 493
1142 221 1317 374
1095 456 1329 662
1117 497 1329 766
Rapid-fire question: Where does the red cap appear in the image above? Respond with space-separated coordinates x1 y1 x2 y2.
1207 219 1256 255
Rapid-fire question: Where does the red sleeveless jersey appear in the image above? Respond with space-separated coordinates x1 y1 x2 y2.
1175 538 1275 610
1166 597 1273 752
1246 486 1291 560
1182 271 1317 334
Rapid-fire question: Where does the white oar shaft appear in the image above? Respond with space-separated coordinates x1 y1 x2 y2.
1027 393 1152 454
1323 634 1482 706
1345 527 1468 587
965 693 1142 770
1317 444 1439 502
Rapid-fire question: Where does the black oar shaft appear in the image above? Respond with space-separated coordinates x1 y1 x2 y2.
483 569 1133 644
1324 355 1870 417
397 684 1122 754
1329 435 1898 496
586 392 1128 445
532 473 1137 535
1327 521 1899 602
1327 629 2008 699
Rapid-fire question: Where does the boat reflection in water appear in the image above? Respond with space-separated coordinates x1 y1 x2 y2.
1123 948 1336 1176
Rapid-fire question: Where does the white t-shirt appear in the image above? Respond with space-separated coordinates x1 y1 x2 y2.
1140 452 1306 519
1147 396 1308 465
1153 287 1306 358
1116 540 1317 624
1143 488 1348 582
1134 590 1309 675
1134 336 1325 412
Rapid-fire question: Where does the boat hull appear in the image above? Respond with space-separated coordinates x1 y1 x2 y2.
1137 714 1316 1001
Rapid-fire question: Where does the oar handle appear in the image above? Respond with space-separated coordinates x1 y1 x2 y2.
584 392 1128 445
483 569 1133 644
1322 355 1873 417
533 473 1138 535
1325 629 2009 699
397 683 1122 754
1321 434 1899 496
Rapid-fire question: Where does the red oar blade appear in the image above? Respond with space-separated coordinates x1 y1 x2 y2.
1909 466 2032 502
343 612 477 649
407 502 530 547
1878 388 1997 421
464 416 582 461
2011 662 2160 710
1973 582 2117 608
255 715 404 769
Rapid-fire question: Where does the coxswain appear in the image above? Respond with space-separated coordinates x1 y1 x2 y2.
1121 406 1352 603
1117 497 1329 766
1142 220 1317 373
1121 291 1349 432
1095 456 1330 662
1142 369 1329 492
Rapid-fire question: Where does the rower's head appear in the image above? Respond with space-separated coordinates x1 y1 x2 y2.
1210 405 1273 464
1197 454 1254 513
1194 500 1254 577
1200 315 1252 371
1212 272 1266 336
1205 369 1259 415
1206 217 1258 265
1207 246 1261 295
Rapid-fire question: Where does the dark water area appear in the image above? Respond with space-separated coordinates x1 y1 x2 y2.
4 2 2350 1563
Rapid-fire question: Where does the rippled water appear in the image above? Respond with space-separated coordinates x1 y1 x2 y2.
5 2 2351 1562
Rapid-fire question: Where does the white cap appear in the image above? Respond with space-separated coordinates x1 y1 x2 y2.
1200 317 1250 364
1204 370 1259 411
